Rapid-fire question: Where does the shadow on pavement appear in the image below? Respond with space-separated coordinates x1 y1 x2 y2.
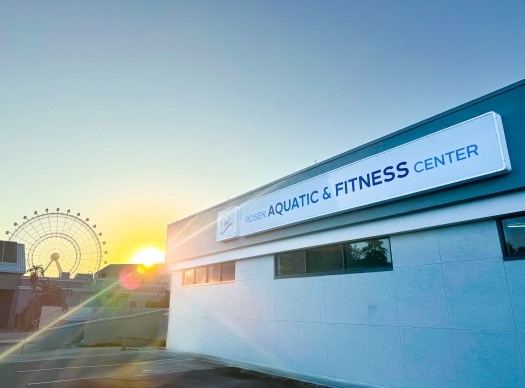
68 367 320 387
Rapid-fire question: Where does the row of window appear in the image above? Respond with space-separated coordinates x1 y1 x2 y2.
182 261 235 286
181 213 525 285
276 237 392 277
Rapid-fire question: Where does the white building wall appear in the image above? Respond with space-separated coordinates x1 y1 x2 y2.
391 221 524 387
167 218 525 387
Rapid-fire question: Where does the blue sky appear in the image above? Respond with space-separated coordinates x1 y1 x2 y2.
1 1 524 265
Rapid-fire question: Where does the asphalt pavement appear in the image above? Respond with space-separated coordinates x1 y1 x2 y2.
0 335 323 388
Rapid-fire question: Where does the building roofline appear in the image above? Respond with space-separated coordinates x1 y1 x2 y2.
169 78 525 226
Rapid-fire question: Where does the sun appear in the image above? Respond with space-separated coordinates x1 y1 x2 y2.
130 247 165 267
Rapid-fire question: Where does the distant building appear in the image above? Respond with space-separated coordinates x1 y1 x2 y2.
0 240 25 328
3 251 169 329
84 264 170 310
10 276 85 328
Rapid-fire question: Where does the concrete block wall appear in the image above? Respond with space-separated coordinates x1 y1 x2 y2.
391 221 525 388
167 220 525 387
83 309 168 346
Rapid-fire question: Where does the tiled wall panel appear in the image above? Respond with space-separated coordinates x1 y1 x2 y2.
400 327 457 388
324 271 398 325
394 264 449 328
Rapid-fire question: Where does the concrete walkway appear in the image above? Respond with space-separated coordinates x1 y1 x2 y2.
0 329 33 343
0 329 29 341
0 329 46 358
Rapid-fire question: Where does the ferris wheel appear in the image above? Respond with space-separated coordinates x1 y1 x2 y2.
5 208 107 278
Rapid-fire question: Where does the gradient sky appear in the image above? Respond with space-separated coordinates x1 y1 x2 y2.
1 1 524 268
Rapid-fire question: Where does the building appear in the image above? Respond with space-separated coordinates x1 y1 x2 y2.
10 276 86 329
86 264 170 310
0 240 25 328
165 80 525 387
10 264 169 329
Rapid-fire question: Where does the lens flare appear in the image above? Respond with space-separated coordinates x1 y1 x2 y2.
119 265 141 290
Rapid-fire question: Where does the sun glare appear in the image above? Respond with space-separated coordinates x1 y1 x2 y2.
130 247 165 267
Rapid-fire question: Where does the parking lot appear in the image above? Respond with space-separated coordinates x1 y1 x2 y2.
0 345 321 387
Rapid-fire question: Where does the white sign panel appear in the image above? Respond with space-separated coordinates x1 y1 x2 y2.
216 207 239 241
216 112 511 240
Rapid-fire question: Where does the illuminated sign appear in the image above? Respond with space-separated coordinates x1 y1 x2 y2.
216 112 511 241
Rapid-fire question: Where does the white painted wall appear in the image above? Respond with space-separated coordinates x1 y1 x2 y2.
167 209 525 387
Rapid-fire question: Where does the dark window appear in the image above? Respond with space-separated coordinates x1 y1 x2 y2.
208 264 221 283
221 262 235 281
129 300 138 308
1 241 17 263
195 267 207 284
275 237 392 278
276 251 306 276
500 215 525 260
307 244 344 273
345 238 392 271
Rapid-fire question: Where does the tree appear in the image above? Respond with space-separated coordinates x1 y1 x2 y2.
26 265 45 295
18 279 68 331
346 244 363 261
361 239 389 266
18 299 41 331
36 279 68 311
507 241 525 255
347 239 389 266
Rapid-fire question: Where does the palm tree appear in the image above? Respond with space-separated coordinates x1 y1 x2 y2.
26 265 45 295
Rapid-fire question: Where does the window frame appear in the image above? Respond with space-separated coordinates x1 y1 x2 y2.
498 212 525 261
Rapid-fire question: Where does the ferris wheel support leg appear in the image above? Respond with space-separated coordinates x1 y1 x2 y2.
56 261 63 278
43 261 52 274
